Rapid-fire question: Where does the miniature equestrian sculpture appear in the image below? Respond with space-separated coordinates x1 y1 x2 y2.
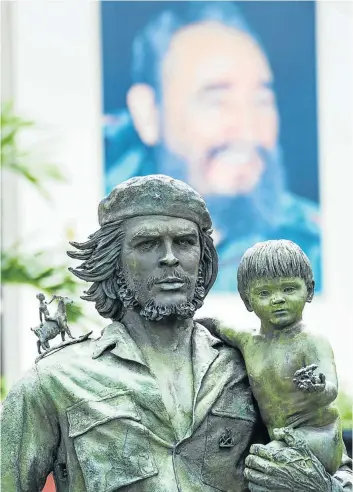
31 295 75 354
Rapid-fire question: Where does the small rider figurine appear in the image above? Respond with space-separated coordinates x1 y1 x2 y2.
36 293 55 324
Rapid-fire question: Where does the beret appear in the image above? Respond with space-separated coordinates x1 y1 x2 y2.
98 174 212 230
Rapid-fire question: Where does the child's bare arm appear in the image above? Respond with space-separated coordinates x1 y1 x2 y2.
196 318 252 350
293 334 338 405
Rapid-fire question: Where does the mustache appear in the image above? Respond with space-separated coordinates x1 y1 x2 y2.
146 269 192 290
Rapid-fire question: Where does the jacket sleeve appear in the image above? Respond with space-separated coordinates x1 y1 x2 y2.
1 367 60 491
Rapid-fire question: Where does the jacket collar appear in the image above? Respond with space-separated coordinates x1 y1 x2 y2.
92 322 146 366
92 319 222 369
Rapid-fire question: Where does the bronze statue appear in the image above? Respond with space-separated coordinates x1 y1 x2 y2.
36 292 52 323
31 294 75 354
1 176 351 491
202 240 343 475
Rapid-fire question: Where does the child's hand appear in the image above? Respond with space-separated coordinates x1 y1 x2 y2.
293 364 326 393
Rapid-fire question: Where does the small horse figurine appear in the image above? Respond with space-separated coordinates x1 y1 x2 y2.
31 294 75 354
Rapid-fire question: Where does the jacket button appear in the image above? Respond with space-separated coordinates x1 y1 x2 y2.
175 448 181 455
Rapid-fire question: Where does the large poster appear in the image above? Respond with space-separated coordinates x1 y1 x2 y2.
100 1 321 293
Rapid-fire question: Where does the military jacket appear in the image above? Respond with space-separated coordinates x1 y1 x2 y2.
1 322 352 492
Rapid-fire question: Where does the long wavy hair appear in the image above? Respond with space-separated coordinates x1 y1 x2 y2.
67 219 218 321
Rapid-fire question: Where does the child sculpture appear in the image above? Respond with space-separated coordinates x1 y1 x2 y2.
206 240 343 474
36 292 53 323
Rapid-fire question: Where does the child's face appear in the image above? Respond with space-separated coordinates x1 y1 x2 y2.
247 277 310 329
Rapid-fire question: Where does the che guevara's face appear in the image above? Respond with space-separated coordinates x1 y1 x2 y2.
120 215 201 312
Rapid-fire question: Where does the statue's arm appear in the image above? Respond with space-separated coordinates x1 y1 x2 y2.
313 335 339 402
1 367 59 491
196 317 250 349
294 334 338 405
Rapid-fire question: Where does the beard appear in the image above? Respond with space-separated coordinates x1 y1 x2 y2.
116 267 205 321
139 299 196 321
153 143 286 238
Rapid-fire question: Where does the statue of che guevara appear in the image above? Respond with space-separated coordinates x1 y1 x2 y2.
1 175 352 491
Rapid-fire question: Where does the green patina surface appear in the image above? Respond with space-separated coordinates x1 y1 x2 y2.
1 181 351 492
217 268 344 475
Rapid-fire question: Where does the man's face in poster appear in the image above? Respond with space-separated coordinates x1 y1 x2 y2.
128 21 279 200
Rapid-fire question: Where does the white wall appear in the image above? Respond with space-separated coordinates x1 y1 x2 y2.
3 1 353 394
2 1 106 390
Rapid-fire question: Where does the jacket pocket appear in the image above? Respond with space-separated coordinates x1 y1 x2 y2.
67 390 158 492
201 380 257 492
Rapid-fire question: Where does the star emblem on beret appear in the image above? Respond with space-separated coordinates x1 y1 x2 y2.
153 193 162 200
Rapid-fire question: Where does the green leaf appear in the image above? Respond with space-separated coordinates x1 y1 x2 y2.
0 376 7 401
1 248 82 298
1 101 66 198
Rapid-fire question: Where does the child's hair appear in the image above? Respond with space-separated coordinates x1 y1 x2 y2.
237 240 314 303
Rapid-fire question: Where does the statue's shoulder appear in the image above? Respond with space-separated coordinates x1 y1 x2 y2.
299 328 334 356
195 318 247 371
3 333 96 410
35 331 94 366
196 317 220 334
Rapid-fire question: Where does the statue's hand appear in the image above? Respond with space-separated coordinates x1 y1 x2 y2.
293 364 326 393
244 427 333 492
